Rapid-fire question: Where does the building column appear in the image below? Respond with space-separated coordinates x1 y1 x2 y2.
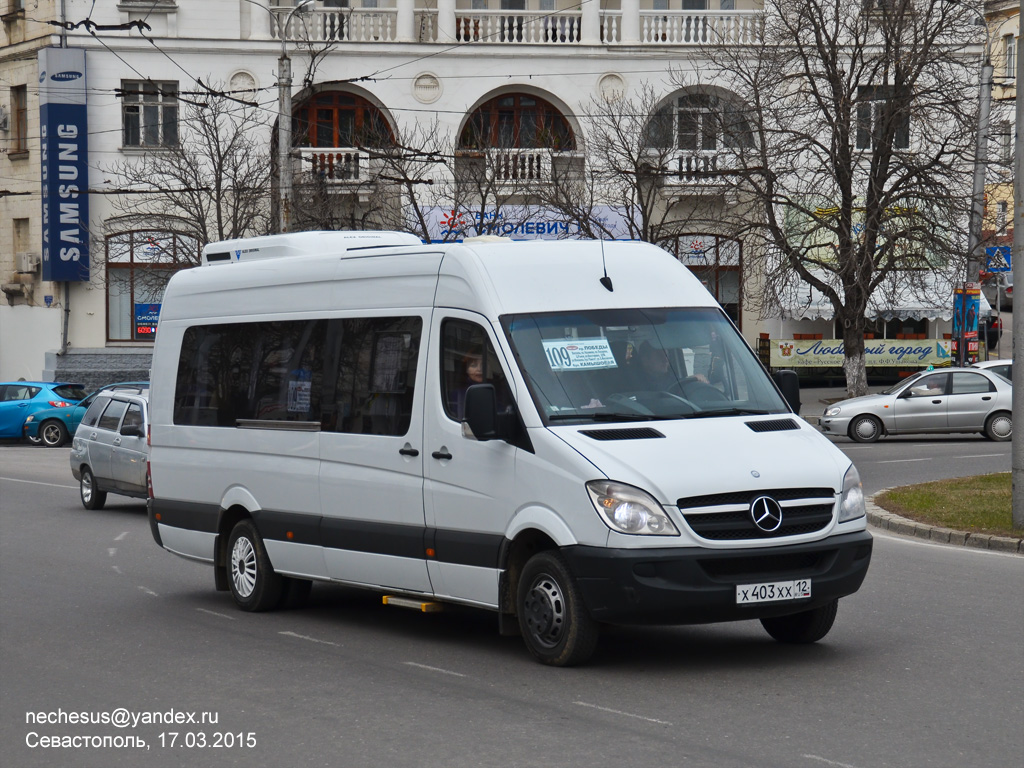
621 0 640 45
252 0 273 39
397 0 415 42
581 1 600 45
437 0 457 43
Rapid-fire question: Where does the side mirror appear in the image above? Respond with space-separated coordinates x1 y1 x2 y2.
121 423 144 438
463 384 500 441
771 369 801 414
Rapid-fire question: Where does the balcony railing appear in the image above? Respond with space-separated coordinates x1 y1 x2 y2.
662 151 732 186
269 8 761 46
298 148 370 184
489 148 550 182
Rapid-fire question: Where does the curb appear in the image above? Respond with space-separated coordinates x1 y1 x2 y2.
866 492 1024 555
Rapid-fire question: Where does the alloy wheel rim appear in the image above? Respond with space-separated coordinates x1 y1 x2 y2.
231 537 257 598
81 473 93 503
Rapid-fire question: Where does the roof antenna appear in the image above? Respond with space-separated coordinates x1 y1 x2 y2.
599 239 614 292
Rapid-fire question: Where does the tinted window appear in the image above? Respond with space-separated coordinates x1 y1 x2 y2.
951 372 993 395
174 320 326 427
325 317 422 436
82 396 111 427
121 403 144 433
98 400 128 431
2 385 40 402
53 385 88 401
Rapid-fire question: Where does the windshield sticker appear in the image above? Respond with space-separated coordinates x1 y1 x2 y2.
542 338 618 371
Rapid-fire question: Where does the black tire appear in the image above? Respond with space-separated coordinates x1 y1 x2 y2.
40 420 69 448
226 520 284 612
849 414 882 443
983 411 1011 442
760 599 838 644
278 577 313 610
517 551 599 667
79 467 107 510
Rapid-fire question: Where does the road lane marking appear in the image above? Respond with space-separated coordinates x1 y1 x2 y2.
108 548 117 557
803 755 860 768
573 701 672 726
876 458 931 464
279 631 338 647
0 477 77 490
112 566 123 575
138 586 159 597
196 608 235 620
402 662 465 678
115 531 128 541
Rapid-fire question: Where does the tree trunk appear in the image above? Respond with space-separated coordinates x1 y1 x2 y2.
841 326 869 398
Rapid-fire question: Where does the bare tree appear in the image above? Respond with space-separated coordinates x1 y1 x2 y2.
104 90 273 249
690 0 980 396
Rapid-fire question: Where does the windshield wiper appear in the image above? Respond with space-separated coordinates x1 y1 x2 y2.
548 412 655 422
681 408 777 419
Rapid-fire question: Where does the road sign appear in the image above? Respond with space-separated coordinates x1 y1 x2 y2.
984 246 1011 272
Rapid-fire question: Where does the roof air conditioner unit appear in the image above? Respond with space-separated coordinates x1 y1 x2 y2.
16 252 40 274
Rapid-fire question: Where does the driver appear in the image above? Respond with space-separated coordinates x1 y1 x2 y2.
631 341 682 390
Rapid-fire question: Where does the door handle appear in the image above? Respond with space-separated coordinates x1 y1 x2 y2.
431 450 453 461
982 396 992 401
114 438 122 446
399 446 419 457
931 400 942 404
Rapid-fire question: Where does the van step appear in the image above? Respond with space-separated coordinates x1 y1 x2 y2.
382 596 442 613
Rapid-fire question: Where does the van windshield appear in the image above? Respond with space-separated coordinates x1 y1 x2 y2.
502 308 789 425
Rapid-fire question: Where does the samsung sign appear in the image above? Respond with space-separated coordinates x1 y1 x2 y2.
39 48 89 282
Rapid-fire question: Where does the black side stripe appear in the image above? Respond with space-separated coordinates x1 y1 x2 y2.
153 499 504 569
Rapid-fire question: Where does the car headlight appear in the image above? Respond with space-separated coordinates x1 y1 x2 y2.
824 406 842 417
839 464 865 522
586 481 679 536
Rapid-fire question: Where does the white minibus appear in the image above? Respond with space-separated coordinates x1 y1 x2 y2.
147 231 872 666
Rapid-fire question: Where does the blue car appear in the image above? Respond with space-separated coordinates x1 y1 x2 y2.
23 381 149 447
0 381 87 442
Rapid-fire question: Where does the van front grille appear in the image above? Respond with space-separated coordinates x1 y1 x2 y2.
683 504 834 540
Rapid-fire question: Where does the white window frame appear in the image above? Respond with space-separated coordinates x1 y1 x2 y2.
121 80 179 149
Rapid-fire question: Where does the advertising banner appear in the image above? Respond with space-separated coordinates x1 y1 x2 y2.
39 47 89 282
770 339 954 368
423 206 633 241
134 304 161 338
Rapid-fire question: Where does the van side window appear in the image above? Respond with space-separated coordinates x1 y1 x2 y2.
174 320 325 426
98 400 128 431
325 316 422 436
82 396 111 427
441 319 512 421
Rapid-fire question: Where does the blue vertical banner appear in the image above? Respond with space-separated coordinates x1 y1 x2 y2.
39 47 89 282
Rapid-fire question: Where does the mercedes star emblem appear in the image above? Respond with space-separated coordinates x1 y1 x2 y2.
750 496 783 532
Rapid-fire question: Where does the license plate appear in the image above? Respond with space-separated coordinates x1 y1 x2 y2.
736 579 812 604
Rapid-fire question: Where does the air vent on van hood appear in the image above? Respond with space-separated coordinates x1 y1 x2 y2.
745 419 800 433
579 427 666 441
200 231 423 266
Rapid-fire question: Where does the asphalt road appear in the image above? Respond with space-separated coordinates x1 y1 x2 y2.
1 445 1021 768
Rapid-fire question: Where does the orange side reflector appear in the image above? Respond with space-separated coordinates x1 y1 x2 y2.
286 531 294 540
425 548 436 558
154 513 161 521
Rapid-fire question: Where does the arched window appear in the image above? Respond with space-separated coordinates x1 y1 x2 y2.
648 93 753 151
105 230 198 342
460 94 575 151
292 92 393 148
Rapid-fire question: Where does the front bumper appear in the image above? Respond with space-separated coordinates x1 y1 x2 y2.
819 415 851 436
563 530 872 625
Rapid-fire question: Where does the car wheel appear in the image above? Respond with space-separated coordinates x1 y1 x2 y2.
849 414 882 443
25 434 42 446
760 599 838 644
227 520 284 612
40 420 69 448
517 551 599 667
80 467 107 510
984 412 1011 442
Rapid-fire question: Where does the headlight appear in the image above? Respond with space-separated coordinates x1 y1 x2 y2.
839 464 865 522
586 481 679 536
824 406 842 417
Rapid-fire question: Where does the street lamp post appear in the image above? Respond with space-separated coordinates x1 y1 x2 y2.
276 0 314 233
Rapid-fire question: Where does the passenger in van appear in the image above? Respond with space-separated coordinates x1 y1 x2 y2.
449 346 486 420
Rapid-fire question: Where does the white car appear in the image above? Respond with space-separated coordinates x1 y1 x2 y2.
819 367 1012 443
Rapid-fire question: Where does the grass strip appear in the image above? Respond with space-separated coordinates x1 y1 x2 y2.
874 473 1019 539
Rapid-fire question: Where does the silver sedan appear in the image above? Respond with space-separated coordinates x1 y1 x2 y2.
819 367 1012 443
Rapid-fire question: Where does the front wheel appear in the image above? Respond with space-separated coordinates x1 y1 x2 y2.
517 551 598 667
226 520 284 612
40 420 69 448
760 599 838 644
849 414 882 443
80 467 107 510
983 412 1011 442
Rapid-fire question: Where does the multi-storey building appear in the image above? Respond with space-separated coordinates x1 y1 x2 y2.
0 1 991 384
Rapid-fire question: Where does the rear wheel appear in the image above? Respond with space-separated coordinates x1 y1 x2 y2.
849 414 882 443
983 412 1011 442
40 420 69 448
80 467 107 510
517 551 598 667
760 599 838 644
227 520 283 611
